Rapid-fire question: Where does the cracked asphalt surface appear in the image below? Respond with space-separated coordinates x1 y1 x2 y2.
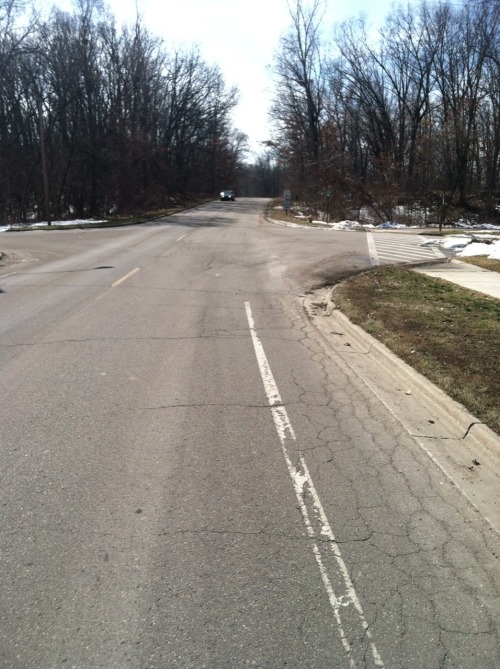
1 198 499 668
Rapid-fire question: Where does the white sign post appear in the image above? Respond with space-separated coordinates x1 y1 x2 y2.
283 190 291 215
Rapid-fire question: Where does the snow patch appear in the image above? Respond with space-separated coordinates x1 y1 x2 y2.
457 240 500 259
1 219 106 232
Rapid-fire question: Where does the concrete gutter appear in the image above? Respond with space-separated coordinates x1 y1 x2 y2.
303 288 500 535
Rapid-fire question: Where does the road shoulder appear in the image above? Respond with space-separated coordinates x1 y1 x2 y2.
303 289 500 535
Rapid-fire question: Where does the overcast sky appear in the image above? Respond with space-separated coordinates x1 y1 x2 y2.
47 0 399 155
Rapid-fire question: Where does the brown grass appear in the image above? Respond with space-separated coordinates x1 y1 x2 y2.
459 256 500 272
333 266 500 435
266 199 320 226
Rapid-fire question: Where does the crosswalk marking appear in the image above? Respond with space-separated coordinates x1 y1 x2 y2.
367 232 444 266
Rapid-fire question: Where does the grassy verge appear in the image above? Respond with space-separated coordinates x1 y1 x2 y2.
460 256 500 272
333 265 500 435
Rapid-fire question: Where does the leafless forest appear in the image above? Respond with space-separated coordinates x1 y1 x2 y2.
270 0 500 225
0 0 247 223
2 0 500 225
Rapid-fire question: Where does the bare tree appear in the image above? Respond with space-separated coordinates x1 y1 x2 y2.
431 1 500 205
269 0 500 222
270 0 326 201
0 0 243 222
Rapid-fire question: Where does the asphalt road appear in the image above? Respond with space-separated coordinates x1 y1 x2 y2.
1 199 499 668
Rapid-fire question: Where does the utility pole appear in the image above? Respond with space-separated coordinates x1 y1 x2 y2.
38 98 51 226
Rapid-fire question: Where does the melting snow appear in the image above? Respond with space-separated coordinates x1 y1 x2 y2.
457 240 500 259
0 219 106 233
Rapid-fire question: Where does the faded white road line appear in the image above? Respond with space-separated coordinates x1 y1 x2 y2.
366 232 380 266
112 267 140 287
244 301 384 669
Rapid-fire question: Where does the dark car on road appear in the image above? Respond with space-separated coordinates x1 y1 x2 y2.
220 190 235 201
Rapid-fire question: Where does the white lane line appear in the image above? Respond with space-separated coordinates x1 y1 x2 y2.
366 232 380 266
112 267 140 287
0 271 18 278
176 233 188 241
244 301 384 669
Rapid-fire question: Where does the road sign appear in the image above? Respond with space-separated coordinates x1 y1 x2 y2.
283 190 291 213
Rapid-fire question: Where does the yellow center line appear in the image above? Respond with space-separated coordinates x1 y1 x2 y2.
112 267 140 287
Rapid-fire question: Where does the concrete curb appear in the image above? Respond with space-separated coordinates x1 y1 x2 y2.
304 288 500 533
322 287 500 457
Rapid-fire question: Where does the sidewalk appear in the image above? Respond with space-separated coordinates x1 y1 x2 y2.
412 259 500 299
